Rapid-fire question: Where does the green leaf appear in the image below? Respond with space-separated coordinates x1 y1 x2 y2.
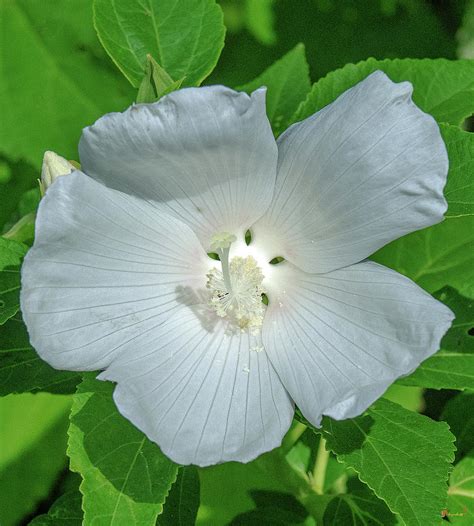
0 236 27 270
323 481 396 526
245 0 276 46
93 0 225 88
67 375 178 525
0 393 71 526
238 44 311 135
29 491 83 526
0 237 27 325
137 54 184 103
0 0 134 167
442 393 474 461
318 399 455 526
441 125 474 219
373 215 474 299
0 316 80 396
295 58 474 127
445 453 474 525
398 288 474 390
372 124 474 300
158 466 200 526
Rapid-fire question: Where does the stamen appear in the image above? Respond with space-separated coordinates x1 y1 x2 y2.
206 238 266 334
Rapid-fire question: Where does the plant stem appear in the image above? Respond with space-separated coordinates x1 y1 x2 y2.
312 436 329 495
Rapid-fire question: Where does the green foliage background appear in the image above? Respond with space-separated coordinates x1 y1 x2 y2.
0 0 473 525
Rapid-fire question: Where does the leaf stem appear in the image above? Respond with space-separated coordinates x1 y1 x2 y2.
281 421 307 453
312 436 329 495
2 212 36 243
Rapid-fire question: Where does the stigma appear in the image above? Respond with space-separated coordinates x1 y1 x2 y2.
207 233 266 333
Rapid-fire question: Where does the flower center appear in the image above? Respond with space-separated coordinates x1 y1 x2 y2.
206 232 266 334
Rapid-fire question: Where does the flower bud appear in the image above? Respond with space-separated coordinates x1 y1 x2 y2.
40 151 75 195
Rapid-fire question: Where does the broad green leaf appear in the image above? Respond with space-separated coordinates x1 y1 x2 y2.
0 259 24 324
0 316 80 396
445 453 474 525
93 0 225 88
373 216 474 299
295 58 474 127
67 375 178 525
323 480 396 526
0 393 71 526
245 0 276 46
0 236 27 269
318 399 455 526
442 393 474 461
0 237 27 325
398 288 474 390
0 0 134 167
442 125 474 219
158 467 200 526
29 491 83 526
372 125 474 299
239 44 311 135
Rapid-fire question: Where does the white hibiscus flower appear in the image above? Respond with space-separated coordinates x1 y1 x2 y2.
21 71 454 466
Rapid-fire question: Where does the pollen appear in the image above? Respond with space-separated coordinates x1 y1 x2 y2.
206 255 266 334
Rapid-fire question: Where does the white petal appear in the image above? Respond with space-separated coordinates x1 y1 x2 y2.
99 306 294 466
79 86 278 249
21 172 210 371
253 71 449 273
263 261 453 425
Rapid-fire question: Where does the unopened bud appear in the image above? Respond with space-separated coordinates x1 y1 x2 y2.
40 151 75 195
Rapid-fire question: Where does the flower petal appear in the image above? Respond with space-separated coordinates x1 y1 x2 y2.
79 86 278 249
99 306 294 466
253 71 448 273
263 260 453 426
21 171 209 371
